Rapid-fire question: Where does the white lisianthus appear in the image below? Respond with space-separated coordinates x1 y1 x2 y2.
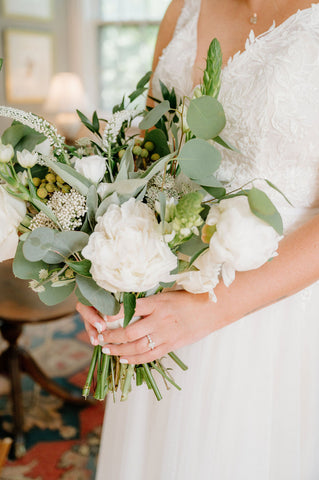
175 251 221 301
206 196 281 286
0 143 14 163
17 149 38 168
74 155 106 183
82 198 177 293
0 186 26 262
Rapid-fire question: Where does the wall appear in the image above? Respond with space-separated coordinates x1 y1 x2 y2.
0 0 69 132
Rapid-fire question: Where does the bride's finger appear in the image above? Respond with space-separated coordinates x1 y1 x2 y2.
118 343 170 365
76 303 106 332
105 296 157 324
101 332 161 357
100 313 159 345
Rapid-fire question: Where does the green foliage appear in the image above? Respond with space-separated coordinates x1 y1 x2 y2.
23 228 89 263
45 158 92 196
201 38 222 98
13 242 50 280
247 187 283 235
178 138 221 185
178 234 208 257
66 259 92 277
39 282 75 306
213 135 240 153
128 71 152 104
187 96 226 140
2 123 46 152
139 100 170 130
143 129 170 157
123 292 136 327
76 275 120 315
77 110 101 137
0 59 3 71
116 141 134 181
87 185 98 230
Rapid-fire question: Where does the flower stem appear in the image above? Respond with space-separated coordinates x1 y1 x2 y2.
168 352 188 371
143 363 162 401
95 353 110 401
151 361 181 391
121 364 135 401
82 345 100 398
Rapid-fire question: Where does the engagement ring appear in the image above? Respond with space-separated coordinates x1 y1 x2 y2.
146 334 155 350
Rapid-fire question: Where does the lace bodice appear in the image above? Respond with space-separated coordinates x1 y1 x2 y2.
153 2 319 232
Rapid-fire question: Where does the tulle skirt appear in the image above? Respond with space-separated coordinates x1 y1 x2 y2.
96 279 319 480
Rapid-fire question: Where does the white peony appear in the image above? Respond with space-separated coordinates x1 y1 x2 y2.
17 149 38 168
82 198 177 293
206 196 281 286
74 155 106 183
0 186 26 262
0 143 14 163
175 251 221 301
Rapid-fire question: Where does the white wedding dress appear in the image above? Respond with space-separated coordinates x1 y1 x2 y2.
96 3 319 479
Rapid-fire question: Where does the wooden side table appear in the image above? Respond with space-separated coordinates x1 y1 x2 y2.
0 260 88 458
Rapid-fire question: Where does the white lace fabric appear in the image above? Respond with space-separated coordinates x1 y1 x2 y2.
153 2 319 232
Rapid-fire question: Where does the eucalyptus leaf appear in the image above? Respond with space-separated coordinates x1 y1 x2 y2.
265 179 293 206
136 70 152 89
39 282 75 306
76 275 120 315
123 292 136 327
189 246 209 266
178 138 221 181
116 141 134 181
95 192 120 219
201 185 226 199
66 259 92 277
45 158 92 196
87 184 98 230
187 96 226 140
247 187 283 235
75 287 92 306
13 242 49 280
139 100 170 130
23 227 56 262
178 234 207 257
2 123 46 152
213 135 240 153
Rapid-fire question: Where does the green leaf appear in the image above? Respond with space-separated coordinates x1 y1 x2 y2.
213 135 240 153
42 230 89 263
76 276 120 315
159 191 166 230
2 123 46 152
178 138 221 182
189 246 209 266
92 111 100 132
75 287 92 306
136 71 152 89
128 87 147 103
178 234 207 257
96 192 120 218
139 100 170 130
45 158 92 196
265 179 293 206
123 292 136 327
0 59 3 71
201 185 226 199
143 129 170 157
66 259 92 277
247 187 283 235
39 282 75 306
87 184 98 230
187 96 226 140
23 227 56 262
116 141 134 181
13 242 49 280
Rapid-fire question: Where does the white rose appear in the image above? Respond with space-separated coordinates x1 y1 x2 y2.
0 143 14 163
34 139 53 157
206 196 281 286
175 251 220 301
17 149 38 168
74 155 106 183
82 198 177 293
0 186 26 262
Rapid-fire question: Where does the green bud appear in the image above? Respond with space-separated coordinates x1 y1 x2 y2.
118 149 126 159
37 187 48 199
134 137 143 146
32 177 41 187
144 141 154 152
45 173 56 183
151 153 160 162
132 145 142 156
45 183 55 193
140 148 149 159
56 175 64 184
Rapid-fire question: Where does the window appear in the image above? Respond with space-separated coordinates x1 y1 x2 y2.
98 0 170 111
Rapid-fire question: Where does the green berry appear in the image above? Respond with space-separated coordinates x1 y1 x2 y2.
133 146 142 156
134 137 143 146
56 175 64 184
37 187 48 199
144 141 154 152
140 148 149 159
32 177 41 187
45 173 56 183
118 149 125 159
151 153 160 161
46 183 55 193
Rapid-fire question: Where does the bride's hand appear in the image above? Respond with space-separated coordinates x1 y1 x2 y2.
76 291 215 364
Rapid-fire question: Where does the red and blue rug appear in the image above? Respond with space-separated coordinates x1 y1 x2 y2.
0 314 104 479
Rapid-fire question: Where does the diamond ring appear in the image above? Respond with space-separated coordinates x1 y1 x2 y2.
146 334 155 350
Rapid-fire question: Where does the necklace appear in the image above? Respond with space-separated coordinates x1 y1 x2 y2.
249 12 258 24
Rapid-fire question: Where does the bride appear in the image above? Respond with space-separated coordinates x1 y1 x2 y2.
77 0 319 478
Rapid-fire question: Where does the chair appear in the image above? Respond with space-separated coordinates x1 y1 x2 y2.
0 260 88 458
0 438 12 472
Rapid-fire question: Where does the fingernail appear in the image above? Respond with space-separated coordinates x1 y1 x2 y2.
102 347 110 354
94 322 103 334
90 336 98 346
120 358 128 364
98 334 105 345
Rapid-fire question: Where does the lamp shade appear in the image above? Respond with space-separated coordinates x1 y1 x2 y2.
44 72 88 113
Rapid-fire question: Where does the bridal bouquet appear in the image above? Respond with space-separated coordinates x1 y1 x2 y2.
0 41 284 401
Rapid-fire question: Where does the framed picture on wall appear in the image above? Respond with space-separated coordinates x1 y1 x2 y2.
1 0 53 21
4 29 54 104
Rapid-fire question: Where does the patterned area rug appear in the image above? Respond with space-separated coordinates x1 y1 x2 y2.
0 314 105 480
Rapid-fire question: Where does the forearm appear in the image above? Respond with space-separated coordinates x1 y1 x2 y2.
209 214 319 331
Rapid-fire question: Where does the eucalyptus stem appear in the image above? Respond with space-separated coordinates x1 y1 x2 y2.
82 345 100 398
95 353 110 401
151 362 181 391
94 347 103 400
168 352 188 371
143 363 162 401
